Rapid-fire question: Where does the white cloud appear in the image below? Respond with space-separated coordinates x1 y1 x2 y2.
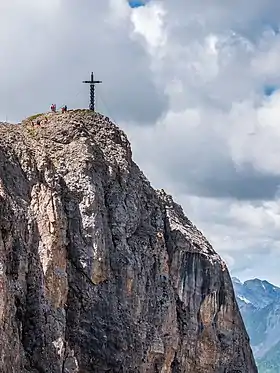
108 0 130 23
227 93 280 175
124 0 280 284
229 200 280 230
131 1 166 51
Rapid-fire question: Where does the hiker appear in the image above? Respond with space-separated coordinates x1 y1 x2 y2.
62 105 67 113
51 104 56 112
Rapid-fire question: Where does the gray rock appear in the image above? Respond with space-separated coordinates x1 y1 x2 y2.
0 110 257 372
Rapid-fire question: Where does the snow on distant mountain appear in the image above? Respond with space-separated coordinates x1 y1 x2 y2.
233 277 280 373
238 295 252 304
232 277 280 309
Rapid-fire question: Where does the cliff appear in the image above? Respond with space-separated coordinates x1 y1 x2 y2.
0 110 257 373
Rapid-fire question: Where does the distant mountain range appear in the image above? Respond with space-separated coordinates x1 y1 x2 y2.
232 277 280 373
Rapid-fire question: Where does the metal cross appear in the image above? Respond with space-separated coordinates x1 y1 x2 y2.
83 72 102 111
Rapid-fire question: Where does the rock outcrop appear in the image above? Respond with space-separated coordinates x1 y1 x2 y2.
0 110 257 373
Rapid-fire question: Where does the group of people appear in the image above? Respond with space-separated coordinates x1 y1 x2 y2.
31 104 69 127
50 104 67 113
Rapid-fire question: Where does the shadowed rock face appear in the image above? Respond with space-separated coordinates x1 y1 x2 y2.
0 110 257 373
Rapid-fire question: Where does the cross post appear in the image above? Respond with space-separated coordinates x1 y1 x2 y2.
83 72 102 111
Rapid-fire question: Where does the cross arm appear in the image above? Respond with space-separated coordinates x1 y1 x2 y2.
83 80 102 84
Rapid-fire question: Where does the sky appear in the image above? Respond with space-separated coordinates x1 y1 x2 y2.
128 0 147 8
1 0 280 285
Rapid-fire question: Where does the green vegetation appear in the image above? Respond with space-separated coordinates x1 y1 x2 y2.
26 126 37 138
26 113 44 122
72 108 99 115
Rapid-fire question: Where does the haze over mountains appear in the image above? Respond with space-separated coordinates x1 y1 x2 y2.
233 277 280 373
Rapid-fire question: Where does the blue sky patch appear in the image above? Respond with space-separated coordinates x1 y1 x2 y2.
128 0 147 8
264 85 278 96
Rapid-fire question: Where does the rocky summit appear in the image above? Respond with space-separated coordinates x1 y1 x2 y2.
0 110 257 373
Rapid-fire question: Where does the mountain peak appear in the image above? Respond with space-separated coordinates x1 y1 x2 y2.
233 276 280 371
232 276 242 284
0 111 257 372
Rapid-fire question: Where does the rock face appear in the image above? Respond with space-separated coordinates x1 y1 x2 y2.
0 110 257 373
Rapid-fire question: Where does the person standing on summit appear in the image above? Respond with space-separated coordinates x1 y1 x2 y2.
62 105 67 113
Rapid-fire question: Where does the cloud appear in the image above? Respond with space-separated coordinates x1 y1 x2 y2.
1 0 280 284
125 0 280 196
122 0 280 284
0 0 167 124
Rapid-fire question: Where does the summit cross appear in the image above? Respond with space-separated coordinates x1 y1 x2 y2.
82 72 102 111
